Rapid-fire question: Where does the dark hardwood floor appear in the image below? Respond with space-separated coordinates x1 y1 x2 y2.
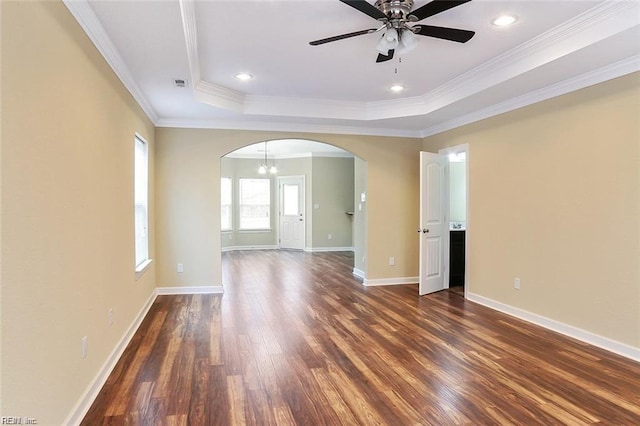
82 250 640 425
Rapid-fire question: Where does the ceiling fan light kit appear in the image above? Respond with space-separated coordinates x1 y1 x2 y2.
258 141 277 175
376 27 398 54
310 0 475 63
398 28 417 53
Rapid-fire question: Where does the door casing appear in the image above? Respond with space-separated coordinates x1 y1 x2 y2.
277 175 306 250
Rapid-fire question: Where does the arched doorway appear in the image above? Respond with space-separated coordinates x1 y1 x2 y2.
220 139 367 282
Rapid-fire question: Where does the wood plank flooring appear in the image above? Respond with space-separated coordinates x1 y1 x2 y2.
82 250 640 425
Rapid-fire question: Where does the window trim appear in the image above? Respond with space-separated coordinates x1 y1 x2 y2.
134 133 151 276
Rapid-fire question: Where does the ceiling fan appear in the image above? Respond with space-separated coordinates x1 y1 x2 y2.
309 0 475 63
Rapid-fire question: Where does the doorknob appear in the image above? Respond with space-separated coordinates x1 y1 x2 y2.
423 228 429 233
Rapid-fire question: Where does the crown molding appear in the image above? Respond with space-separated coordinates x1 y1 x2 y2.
178 0 200 84
243 95 367 120
157 55 639 139
69 0 637 137
420 55 640 138
63 0 158 123
154 118 422 139
411 0 640 121
195 80 245 113
178 0 637 122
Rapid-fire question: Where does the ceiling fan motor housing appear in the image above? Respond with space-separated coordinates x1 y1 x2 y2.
375 0 414 21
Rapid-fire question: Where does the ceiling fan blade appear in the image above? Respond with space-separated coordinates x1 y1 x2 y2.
310 28 378 46
414 25 475 43
376 49 395 63
409 0 472 22
340 0 387 20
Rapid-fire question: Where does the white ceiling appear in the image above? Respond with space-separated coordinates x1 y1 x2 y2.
65 0 639 138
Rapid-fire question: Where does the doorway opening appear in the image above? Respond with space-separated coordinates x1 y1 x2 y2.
278 175 305 250
440 144 468 298
220 139 367 280
418 144 468 297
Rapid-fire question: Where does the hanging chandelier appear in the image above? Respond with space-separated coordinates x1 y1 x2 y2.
258 141 277 175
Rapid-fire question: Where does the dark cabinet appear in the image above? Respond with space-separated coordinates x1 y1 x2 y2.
450 231 465 287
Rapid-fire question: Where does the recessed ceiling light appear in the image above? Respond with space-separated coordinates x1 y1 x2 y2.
235 72 253 81
389 84 405 93
491 14 518 27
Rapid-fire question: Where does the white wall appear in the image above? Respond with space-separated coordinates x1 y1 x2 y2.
450 161 467 222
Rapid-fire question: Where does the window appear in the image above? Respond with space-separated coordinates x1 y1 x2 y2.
134 135 149 270
282 184 300 216
221 177 232 231
239 178 270 230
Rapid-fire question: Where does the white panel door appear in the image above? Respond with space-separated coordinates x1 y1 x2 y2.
278 176 305 250
419 152 449 296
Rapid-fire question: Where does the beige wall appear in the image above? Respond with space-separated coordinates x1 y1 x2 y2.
3 3 636 424
1 1 156 423
423 73 640 348
156 128 421 288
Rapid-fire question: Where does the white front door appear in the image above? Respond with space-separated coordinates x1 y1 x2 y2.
419 152 449 296
278 176 305 250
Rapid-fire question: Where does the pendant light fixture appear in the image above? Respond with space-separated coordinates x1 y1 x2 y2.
258 141 277 175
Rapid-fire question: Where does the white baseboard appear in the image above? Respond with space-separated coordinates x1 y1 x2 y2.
63 290 158 426
64 285 226 424
221 246 355 253
467 292 640 362
221 245 278 252
363 276 419 287
352 268 365 280
156 286 224 295
305 246 355 253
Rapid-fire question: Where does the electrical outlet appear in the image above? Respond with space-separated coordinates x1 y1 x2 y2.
108 308 114 326
177 263 184 273
327 233 332 240
389 256 395 266
81 336 88 359
514 277 521 290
